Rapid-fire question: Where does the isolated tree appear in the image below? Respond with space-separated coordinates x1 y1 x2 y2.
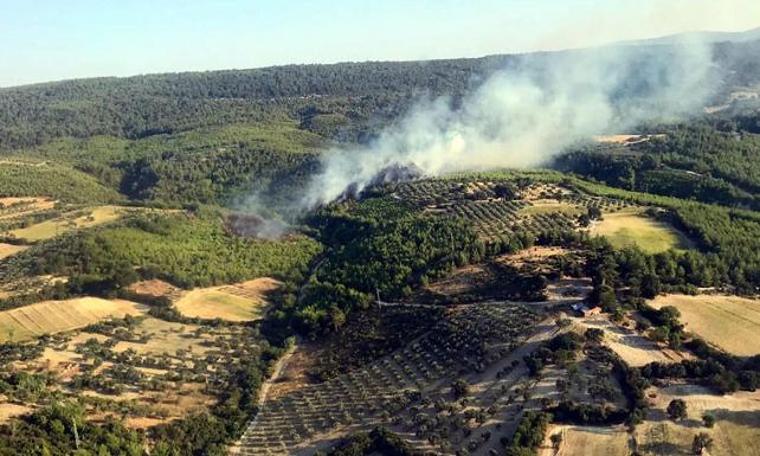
451 379 469 399
650 326 671 344
667 399 688 421
585 328 604 343
692 432 713 455
702 413 715 428
587 206 603 221
555 318 572 329
550 433 563 450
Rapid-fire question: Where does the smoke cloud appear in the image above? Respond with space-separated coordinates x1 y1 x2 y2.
298 38 717 211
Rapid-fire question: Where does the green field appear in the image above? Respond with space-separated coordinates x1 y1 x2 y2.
8 206 126 242
591 210 691 254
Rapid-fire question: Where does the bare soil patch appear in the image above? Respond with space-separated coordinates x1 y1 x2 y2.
497 246 570 268
572 314 691 367
127 279 182 300
267 341 320 400
0 401 35 424
0 243 28 260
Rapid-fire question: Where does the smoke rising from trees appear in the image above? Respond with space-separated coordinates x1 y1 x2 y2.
298 38 717 210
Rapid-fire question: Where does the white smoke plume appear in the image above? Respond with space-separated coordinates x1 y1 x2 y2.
298 38 717 211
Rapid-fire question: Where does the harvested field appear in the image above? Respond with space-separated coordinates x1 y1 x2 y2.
0 298 146 342
0 243 28 260
540 425 630 456
650 293 760 356
591 210 692 254
546 277 592 301
174 277 280 322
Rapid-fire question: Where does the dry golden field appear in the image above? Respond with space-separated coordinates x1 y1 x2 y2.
636 384 760 456
174 277 280 322
0 243 28 260
650 293 760 356
540 425 630 456
0 298 146 342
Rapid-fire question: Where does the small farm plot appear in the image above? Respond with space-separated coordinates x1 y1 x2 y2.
650 294 760 356
590 209 692 254
540 425 631 456
0 298 146 342
174 277 280 322
7 205 126 242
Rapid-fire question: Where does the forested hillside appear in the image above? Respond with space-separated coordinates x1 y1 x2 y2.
2 39 759 150
2 30 760 456
555 111 760 210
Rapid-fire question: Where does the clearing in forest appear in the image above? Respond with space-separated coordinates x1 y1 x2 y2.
590 210 691 254
540 425 630 456
127 279 183 300
0 197 56 220
174 277 280 322
0 298 146 342
650 294 760 356
7 205 126 242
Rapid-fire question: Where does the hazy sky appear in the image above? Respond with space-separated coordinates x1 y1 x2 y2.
1 0 759 87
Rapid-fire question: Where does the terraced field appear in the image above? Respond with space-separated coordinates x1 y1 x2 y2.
0 297 146 342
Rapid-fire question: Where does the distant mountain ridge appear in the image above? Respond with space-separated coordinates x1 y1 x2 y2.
624 26 760 46
0 30 758 150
